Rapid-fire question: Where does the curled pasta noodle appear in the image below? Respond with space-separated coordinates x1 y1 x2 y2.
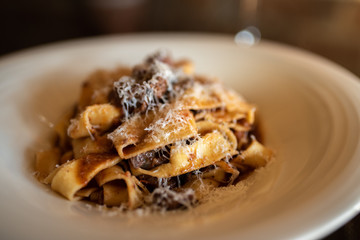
95 166 148 209
35 51 273 211
72 135 113 159
108 106 197 159
196 120 238 149
35 148 61 183
51 153 121 200
68 104 122 139
231 138 273 169
131 130 237 178
179 82 224 110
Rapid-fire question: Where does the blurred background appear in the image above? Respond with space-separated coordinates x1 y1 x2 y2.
1 0 360 76
0 0 360 238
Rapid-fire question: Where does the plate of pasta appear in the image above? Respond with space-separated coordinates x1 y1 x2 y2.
1 33 360 240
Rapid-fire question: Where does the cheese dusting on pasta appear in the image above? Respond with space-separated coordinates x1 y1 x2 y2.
35 51 273 211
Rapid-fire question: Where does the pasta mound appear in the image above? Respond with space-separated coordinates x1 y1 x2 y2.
35 51 273 211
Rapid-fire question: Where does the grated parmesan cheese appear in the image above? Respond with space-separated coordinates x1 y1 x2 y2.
35 51 274 213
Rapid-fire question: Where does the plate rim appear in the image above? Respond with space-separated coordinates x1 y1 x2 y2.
1 33 360 240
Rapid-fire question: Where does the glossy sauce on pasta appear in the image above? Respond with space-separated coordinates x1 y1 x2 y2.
35 51 273 211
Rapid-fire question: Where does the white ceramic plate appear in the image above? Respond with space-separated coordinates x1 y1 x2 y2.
1 33 360 240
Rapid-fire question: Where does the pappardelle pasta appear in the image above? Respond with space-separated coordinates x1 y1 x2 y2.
35 51 273 211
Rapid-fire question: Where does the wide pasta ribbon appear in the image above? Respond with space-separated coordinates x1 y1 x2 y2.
94 166 148 209
68 104 122 139
50 153 121 200
231 138 273 169
131 120 238 178
71 135 113 159
108 105 197 159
